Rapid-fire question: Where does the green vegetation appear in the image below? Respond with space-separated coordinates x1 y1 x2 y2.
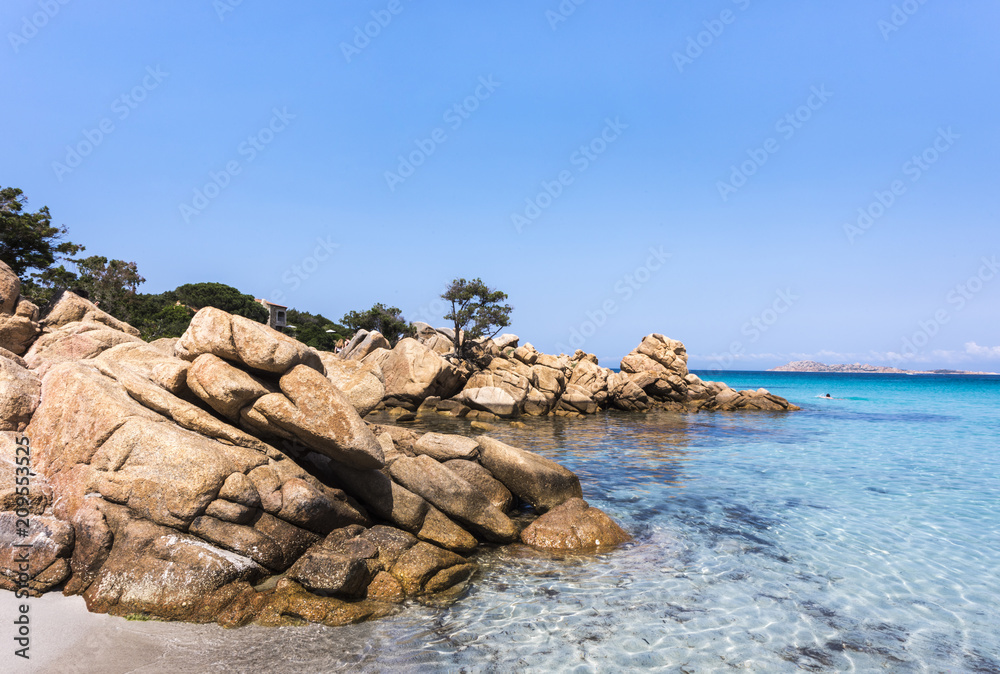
2 188 516 355
341 302 414 346
126 282 268 341
73 256 146 318
1 185 85 304
285 309 351 350
442 277 512 358
169 283 269 323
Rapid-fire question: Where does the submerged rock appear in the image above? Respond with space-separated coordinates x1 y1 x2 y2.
520 498 631 551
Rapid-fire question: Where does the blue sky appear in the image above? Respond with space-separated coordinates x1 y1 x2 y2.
3 1 998 370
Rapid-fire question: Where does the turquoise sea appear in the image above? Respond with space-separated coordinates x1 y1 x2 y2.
69 373 1000 672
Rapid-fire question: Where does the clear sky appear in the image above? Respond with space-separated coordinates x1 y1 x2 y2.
3 1 998 371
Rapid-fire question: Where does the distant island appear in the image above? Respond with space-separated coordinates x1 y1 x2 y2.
769 360 998 375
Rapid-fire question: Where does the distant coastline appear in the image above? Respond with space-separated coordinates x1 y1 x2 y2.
768 360 999 375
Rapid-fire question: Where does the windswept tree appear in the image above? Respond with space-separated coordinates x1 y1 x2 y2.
74 256 146 318
0 186 84 296
342 303 414 346
442 277 512 358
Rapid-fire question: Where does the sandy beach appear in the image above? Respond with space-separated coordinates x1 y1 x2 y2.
6 593 172 673
4 591 393 673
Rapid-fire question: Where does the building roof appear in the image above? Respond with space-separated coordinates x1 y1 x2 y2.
255 298 287 309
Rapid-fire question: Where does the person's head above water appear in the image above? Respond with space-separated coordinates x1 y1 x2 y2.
825 393 832 398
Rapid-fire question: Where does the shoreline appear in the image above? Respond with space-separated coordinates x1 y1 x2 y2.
6 593 160 673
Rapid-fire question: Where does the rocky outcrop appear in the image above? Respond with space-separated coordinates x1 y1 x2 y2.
24 321 144 373
476 436 582 513
318 353 385 417
379 338 465 409
339 330 391 361
242 365 385 470
0 354 40 432
41 290 141 336
0 261 18 315
0 258 794 630
0 293 624 628
175 307 323 374
0 260 40 356
383 330 799 416
95 339 190 395
454 386 520 418
388 455 518 543
187 353 271 421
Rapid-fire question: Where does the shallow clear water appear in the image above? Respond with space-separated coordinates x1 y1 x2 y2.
53 373 1000 672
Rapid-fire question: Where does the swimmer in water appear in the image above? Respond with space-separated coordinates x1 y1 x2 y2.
825 394 832 398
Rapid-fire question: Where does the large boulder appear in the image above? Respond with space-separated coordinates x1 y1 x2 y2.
380 338 464 408
0 261 41 356
388 454 518 543
175 307 323 375
412 432 480 461
95 340 190 395
454 386 519 418
0 260 18 315
705 386 801 411
0 354 41 431
286 528 378 598
243 365 384 470
387 541 477 597
464 358 531 409
621 333 688 377
531 362 567 400
318 353 385 417
187 353 272 421
522 386 556 416
520 498 631 551
608 372 651 411
475 436 582 513
317 456 479 553
40 290 140 336
620 333 689 402
512 343 540 366
494 333 519 351
340 330 391 361
0 262 41 355
568 358 612 406
423 334 454 355
0 513 74 594
0 299 41 356
556 384 599 415
24 322 144 373
443 459 513 513
410 322 438 342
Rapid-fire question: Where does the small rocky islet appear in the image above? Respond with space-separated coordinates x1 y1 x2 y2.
0 259 797 627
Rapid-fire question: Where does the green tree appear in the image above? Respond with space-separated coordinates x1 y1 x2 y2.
285 309 350 351
0 186 84 295
74 256 146 318
342 303 414 346
126 282 268 341
169 282 269 323
441 278 512 358
128 297 193 341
